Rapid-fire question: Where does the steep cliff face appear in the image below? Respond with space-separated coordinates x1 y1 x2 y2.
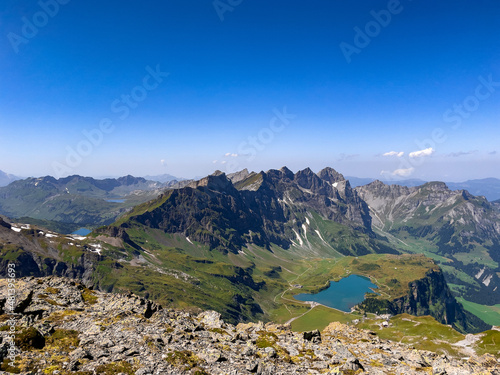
0 249 98 284
360 269 491 334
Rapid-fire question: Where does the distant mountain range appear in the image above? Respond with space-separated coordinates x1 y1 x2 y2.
2 169 500 200
143 173 187 183
0 175 168 232
348 176 500 201
346 176 428 188
0 170 21 187
446 178 500 202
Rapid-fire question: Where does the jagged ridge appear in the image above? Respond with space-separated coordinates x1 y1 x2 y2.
107 167 375 254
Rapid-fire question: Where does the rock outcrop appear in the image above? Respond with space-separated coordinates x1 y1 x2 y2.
0 277 498 375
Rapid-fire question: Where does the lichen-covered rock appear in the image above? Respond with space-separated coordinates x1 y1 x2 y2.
0 276 499 375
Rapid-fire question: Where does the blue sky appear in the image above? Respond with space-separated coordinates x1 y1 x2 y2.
1 0 499 181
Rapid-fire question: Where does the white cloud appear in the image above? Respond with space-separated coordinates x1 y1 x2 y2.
392 167 415 177
212 160 218 164
221 160 227 164
381 167 415 178
224 153 239 158
409 147 434 158
382 151 404 157
160 159 166 166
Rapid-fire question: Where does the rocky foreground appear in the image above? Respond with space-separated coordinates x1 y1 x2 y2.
0 277 498 375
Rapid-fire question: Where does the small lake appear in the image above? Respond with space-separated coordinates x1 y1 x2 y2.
294 274 378 312
72 228 92 236
106 199 125 203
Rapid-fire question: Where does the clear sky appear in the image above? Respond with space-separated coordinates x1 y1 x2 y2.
1 0 499 181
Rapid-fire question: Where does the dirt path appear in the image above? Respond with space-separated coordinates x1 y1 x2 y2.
453 334 483 357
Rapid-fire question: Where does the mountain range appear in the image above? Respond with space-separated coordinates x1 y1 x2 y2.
2 169 500 199
143 173 187 183
347 176 500 201
1 166 499 336
0 175 187 233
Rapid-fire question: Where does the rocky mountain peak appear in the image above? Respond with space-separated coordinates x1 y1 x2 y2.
227 168 251 184
421 181 449 192
294 167 324 190
278 166 295 179
187 172 234 192
318 167 345 184
357 180 413 199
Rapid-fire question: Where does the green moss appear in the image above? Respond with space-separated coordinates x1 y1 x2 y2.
165 350 199 369
94 361 136 375
46 329 80 349
37 293 63 306
14 327 45 351
209 328 228 335
255 331 278 348
0 359 21 373
81 288 98 304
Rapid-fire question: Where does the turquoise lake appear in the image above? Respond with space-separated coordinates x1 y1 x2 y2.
72 228 91 236
294 274 378 312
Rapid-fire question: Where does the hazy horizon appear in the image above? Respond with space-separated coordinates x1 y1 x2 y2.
2 165 500 185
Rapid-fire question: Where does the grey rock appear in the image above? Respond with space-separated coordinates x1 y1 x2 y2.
263 346 276 358
0 276 498 375
246 360 259 372
341 356 364 371
303 329 321 343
